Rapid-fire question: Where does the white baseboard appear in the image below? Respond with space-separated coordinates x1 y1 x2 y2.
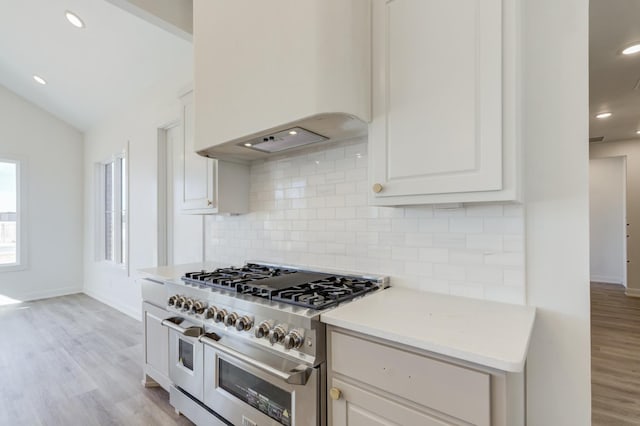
590 275 624 285
625 288 640 298
13 286 83 302
83 289 141 321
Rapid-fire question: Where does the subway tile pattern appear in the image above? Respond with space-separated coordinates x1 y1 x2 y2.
205 137 525 305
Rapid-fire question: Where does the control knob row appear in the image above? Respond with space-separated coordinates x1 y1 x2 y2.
167 295 206 314
204 307 253 331
256 323 304 350
168 295 187 309
204 307 227 322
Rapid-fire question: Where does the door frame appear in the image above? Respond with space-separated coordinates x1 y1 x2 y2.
157 120 180 266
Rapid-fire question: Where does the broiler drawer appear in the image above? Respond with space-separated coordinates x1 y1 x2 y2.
330 330 490 426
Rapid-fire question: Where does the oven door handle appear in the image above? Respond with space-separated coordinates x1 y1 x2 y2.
199 335 312 385
161 317 203 338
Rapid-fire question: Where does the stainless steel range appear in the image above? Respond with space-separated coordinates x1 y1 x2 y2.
151 262 388 426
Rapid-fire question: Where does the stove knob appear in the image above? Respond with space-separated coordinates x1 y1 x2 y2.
235 316 253 332
175 296 187 309
269 325 287 345
193 300 206 315
254 321 271 339
204 306 217 320
224 312 239 327
214 309 228 323
283 330 304 350
185 298 195 311
167 295 178 306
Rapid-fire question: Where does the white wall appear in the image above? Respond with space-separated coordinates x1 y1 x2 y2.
205 138 526 305
590 157 626 285
83 67 192 319
0 84 84 301
523 0 591 423
591 139 640 294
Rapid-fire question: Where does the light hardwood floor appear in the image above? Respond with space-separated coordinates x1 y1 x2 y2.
592 282 640 425
0 294 192 426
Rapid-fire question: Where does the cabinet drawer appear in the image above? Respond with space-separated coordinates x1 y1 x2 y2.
331 378 453 426
330 331 490 426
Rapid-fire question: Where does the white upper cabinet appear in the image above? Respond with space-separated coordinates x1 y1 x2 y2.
369 0 520 205
179 91 249 215
179 91 214 212
193 0 372 162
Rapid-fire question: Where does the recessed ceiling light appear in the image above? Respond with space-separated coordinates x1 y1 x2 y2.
636 130 640 135
622 43 640 55
288 130 298 135
595 112 612 119
244 143 253 147
33 75 47 85
65 11 85 28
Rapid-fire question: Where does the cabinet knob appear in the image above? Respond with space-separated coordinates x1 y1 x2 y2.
207 200 213 206
329 387 342 400
372 183 383 193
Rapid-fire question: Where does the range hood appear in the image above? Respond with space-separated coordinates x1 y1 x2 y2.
193 0 371 162
196 114 368 162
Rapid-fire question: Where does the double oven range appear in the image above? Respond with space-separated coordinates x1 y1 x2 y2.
145 262 388 426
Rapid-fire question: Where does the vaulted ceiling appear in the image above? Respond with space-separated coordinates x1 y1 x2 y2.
0 0 193 132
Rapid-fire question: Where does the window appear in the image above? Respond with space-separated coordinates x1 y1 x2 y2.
0 159 24 269
97 152 127 265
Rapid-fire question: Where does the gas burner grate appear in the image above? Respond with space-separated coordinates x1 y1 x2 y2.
271 277 379 309
182 264 381 309
182 263 297 291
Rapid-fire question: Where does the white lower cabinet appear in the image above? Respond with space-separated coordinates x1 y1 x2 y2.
327 327 524 426
331 378 452 426
142 302 171 391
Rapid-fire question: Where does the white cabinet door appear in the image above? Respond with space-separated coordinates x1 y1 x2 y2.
143 302 170 390
178 91 250 215
369 0 518 205
179 91 216 213
331 378 454 426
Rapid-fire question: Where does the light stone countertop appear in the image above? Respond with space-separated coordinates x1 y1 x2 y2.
321 287 535 373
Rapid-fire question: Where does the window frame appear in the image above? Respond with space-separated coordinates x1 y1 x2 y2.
95 148 128 269
0 156 27 272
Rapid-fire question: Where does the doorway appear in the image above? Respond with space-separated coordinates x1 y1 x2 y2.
589 156 627 287
157 121 205 266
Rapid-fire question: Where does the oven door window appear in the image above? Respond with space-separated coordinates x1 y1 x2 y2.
178 338 194 371
219 358 292 426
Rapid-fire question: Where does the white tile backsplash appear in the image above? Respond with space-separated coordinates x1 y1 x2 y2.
205 137 525 305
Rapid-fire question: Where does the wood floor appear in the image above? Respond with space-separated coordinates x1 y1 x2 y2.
10 285 640 425
0 294 192 426
592 282 640 425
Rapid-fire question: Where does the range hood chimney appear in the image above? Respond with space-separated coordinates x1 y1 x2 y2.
193 0 371 162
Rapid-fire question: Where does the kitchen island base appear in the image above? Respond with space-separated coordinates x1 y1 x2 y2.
327 326 525 426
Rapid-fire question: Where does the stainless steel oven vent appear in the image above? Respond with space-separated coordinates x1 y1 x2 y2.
238 127 328 153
